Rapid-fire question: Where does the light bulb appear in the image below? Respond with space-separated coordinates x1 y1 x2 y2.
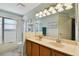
43 9 48 14
39 11 43 15
48 7 54 12
48 6 57 14
65 6 73 10
46 11 51 15
58 7 64 12
35 13 39 17
55 3 63 9
38 11 43 18
51 10 57 14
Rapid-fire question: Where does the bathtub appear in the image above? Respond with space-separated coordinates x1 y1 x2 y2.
0 43 19 54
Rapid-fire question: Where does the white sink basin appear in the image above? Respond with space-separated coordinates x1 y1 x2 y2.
61 39 78 46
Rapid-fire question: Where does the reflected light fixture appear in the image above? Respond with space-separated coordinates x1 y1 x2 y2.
55 3 63 9
43 9 48 14
46 11 51 15
48 6 57 14
43 9 51 16
48 7 54 11
51 10 57 14
39 11 43 15
48 7 56 14
38 11 43 18
35 13 39 17
55 3 64 12
58 7 64 12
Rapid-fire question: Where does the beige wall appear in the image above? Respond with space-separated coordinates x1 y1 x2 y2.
58 14 72 39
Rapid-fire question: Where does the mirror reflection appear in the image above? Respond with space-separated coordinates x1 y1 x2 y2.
58 4 75 40
25 3 76 41
36 3 75 41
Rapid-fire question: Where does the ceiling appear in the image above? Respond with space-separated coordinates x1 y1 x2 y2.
0 3 40 16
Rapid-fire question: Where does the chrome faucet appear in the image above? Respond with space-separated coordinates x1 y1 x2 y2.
56 33 61 43
56 38 61 43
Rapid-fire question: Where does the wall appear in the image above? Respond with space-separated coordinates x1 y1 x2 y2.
58 14 72 39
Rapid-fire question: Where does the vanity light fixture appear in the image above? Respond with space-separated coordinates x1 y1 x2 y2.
35 3 73 18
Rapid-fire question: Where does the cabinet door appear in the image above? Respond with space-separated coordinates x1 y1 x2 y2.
54 50 67 56
40 45 51 56
31 42 39 56
26 40 32 56
51 50 55 56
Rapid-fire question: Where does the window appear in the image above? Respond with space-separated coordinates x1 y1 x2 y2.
4 18 17 43
0 17 2 43
4 19 16 30
0 17 17 43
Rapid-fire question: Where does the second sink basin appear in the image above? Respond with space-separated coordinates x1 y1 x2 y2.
61 39 78 46
48 41 64 48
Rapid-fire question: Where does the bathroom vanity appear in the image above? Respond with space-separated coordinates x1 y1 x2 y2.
25 40 70 56
24 35 79 56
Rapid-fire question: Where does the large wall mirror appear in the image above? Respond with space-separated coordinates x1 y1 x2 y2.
58 4 75 41
34 3 76 41
25 3 78 41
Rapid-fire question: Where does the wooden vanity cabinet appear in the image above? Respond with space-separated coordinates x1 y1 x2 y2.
40 45 51 56
52 50 71 56
26 40 32 56
25 40 71 56
52 50 66 56
31 42 39 56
